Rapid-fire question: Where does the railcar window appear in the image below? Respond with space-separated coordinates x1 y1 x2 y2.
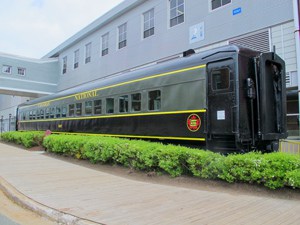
211 68 230 91
36 110 40 119
76 103 82 116
106 98 114 114
62 106 67 117
85 101 92 115
119 95 129 113
148 90 161 111
56 107 61 118
50 108 55 118
22 112 26 120
40 109 44 119
69 104 75 117
94 100 102 115
29 111 33 120
131 93 141 112
45 108 50 119
32 110 36 120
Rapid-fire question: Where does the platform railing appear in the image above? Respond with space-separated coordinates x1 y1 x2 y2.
280 139 300 156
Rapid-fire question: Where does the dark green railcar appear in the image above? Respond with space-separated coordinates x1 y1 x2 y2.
17 45 287 152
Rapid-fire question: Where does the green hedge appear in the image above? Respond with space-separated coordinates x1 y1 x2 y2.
2 131 300 189
1 131 45 148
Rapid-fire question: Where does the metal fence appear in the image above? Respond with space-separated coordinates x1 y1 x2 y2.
0 117 16 134
280 139 300 156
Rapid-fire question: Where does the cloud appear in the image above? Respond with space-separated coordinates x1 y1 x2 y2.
0 0 123 58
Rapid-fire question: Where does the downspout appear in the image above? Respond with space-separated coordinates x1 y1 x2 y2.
294 0 300 135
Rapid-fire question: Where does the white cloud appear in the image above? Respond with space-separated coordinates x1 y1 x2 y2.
0 0 123 58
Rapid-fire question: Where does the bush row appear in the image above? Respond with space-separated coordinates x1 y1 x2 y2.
1 131 45 148
42 134 300 189
2 131 300 189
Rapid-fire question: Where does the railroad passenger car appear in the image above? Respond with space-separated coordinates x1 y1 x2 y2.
17 45 287 152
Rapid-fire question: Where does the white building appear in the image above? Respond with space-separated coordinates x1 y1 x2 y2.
0 0 299 135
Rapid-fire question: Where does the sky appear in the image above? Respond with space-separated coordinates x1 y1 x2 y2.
0 0 124 59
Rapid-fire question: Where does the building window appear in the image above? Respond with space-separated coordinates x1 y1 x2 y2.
119 95 129 113
106 98 114 114
94 99 102 115
74 49 79 69
131 93 141 112
118 23 127 49
62 56 67 74
148 90 161 111
85 42 92 64
211 0 231 10
102 33 109 56
143 9 154 38
170 0 184 27
2 65 12 74
17 67 26 76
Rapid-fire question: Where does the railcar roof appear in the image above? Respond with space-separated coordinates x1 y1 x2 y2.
19 45 257 108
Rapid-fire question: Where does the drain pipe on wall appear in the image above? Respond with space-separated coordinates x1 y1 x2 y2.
294 0 300 135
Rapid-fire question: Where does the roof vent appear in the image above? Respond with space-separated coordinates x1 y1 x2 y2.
183 49 195 57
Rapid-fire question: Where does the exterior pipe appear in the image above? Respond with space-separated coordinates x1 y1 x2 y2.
294 0 300 135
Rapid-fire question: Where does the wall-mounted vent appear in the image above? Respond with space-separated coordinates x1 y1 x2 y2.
229 30 270 53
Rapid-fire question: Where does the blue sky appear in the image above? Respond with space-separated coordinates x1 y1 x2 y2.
0 0 123 58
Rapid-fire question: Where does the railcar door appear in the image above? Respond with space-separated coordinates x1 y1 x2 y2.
207 59 236 149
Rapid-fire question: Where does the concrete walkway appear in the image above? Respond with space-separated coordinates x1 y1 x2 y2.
0 142 300 225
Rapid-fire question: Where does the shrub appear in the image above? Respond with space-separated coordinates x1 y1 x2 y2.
187 150 224 179
286 169 300 188
3 131 300 190
1 131 44 148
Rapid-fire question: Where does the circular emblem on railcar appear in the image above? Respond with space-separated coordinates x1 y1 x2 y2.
187 114 201 132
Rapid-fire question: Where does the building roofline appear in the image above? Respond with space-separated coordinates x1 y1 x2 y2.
0 52 58 63
42 0 146 59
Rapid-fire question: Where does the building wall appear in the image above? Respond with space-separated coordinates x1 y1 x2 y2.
0 0 298 133
0 54 59 95
56 0 294 91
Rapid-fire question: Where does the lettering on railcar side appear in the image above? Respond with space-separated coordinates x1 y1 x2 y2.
74 90 98 101
37 102 50 107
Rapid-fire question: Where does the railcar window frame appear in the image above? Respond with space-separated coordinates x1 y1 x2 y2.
40 109 44 119
36 110 40 120
50 107 55 118
69 104 75 117
119 95 129 113
85 101 93 115
131 93 142 112
22 112 26 120
56 106 61 118
148 90 161 111
62 106 67 117
76 103 82 116
32 110 36 120
45 108 50 119
106 98 115 114
211 67 231 91
94 99 102 115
